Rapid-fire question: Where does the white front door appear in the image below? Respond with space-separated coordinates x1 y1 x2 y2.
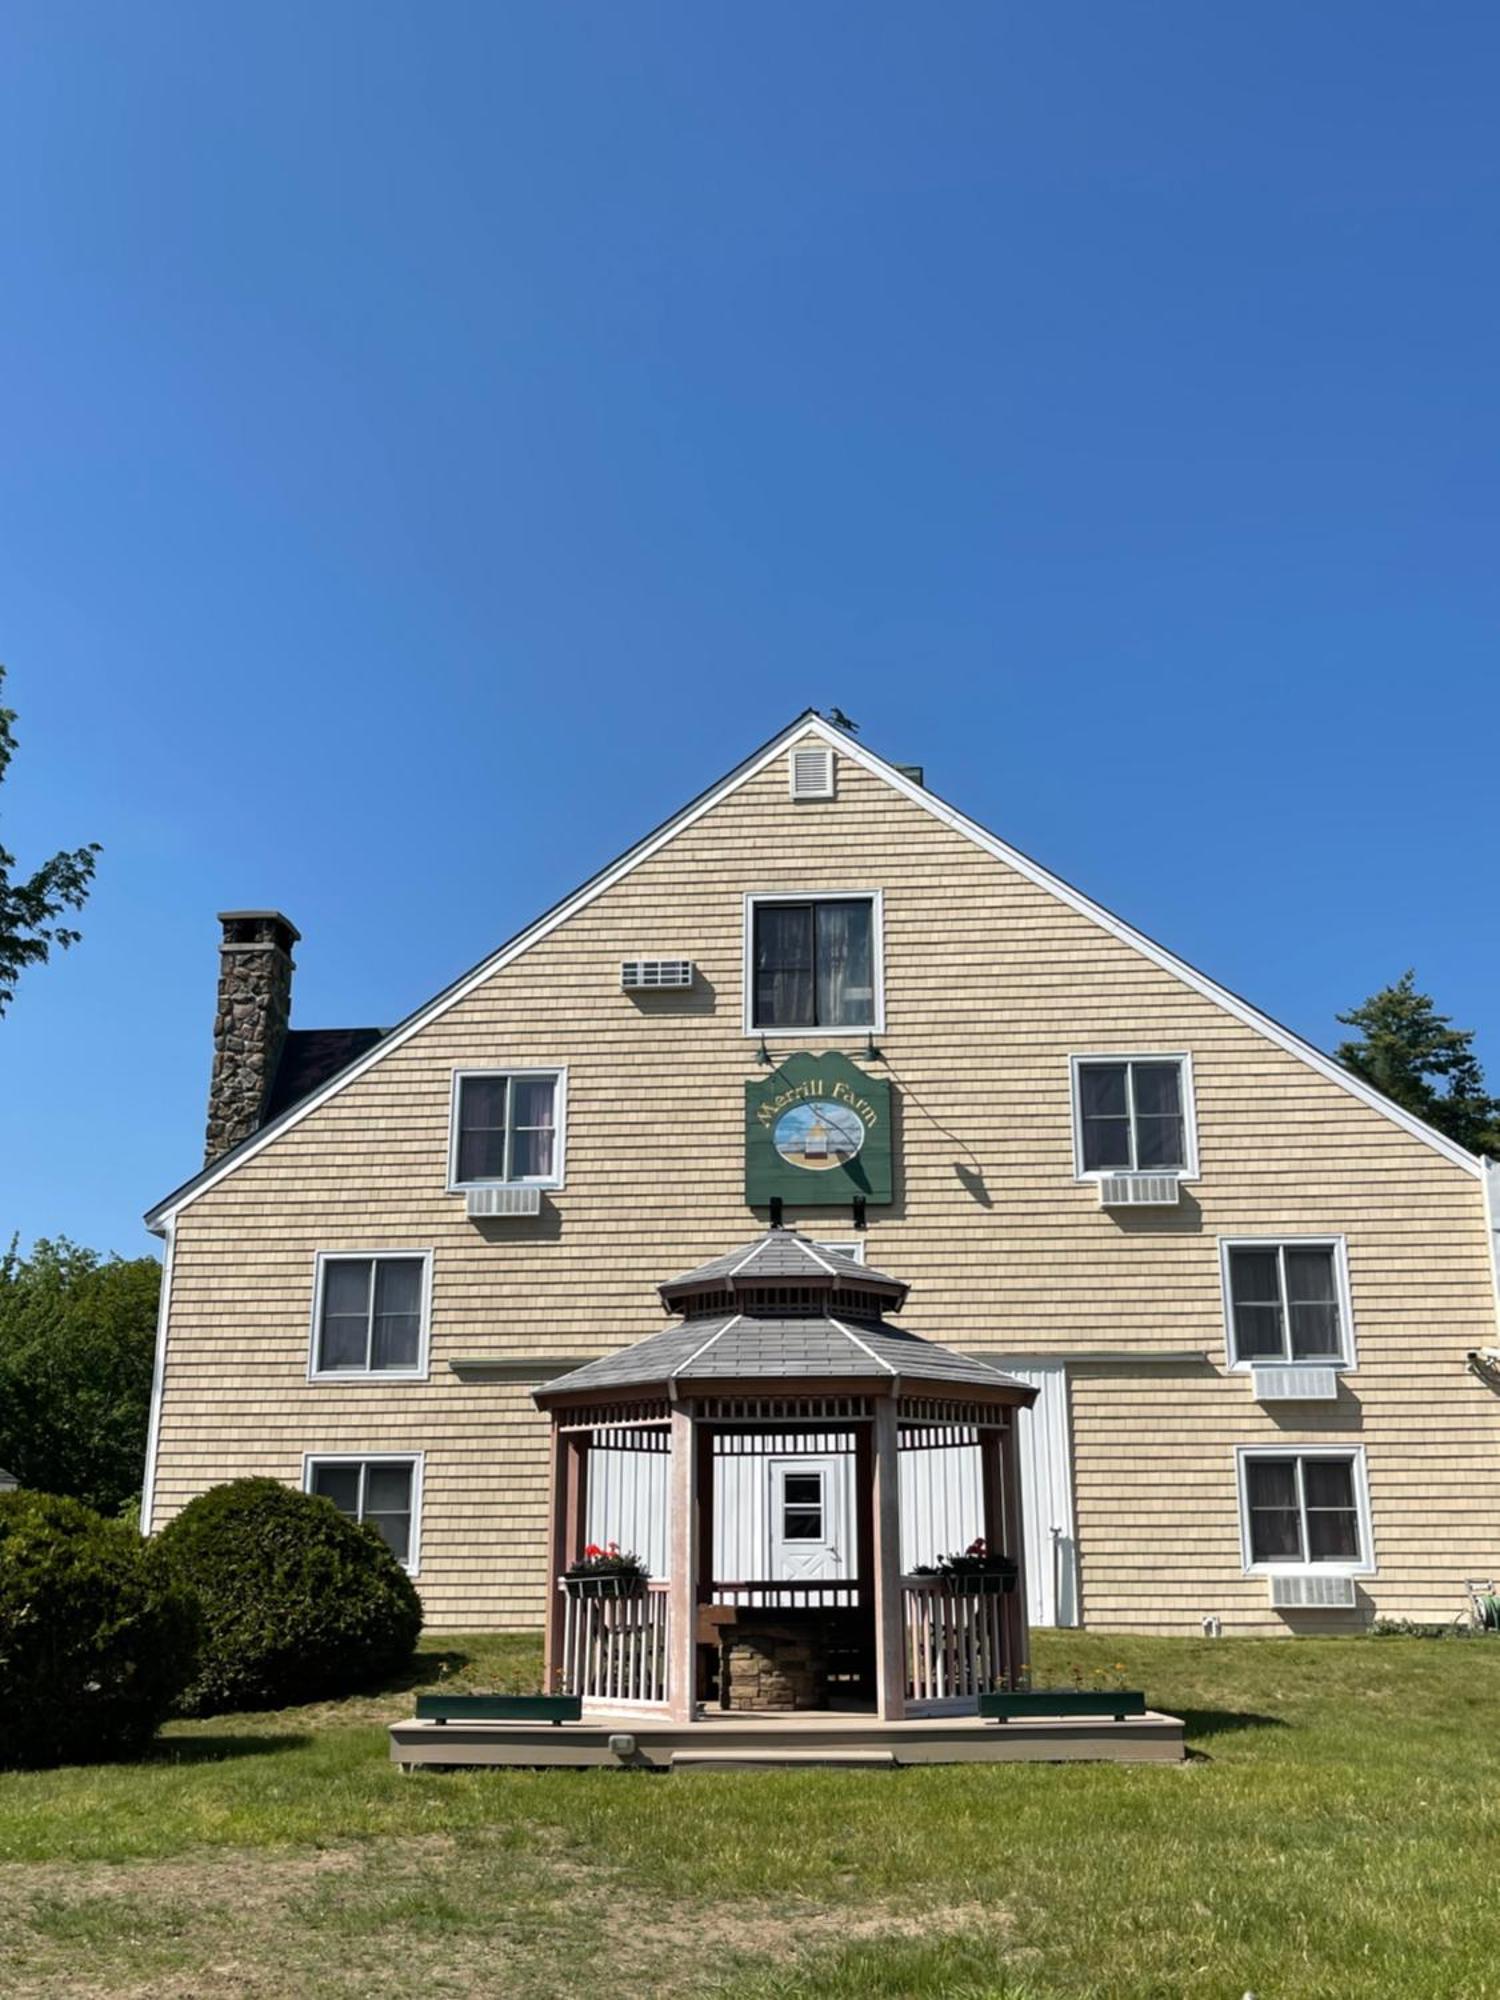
997 1362 1080 1628
766 1455 849 1581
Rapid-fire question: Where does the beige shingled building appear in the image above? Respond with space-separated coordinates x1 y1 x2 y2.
142 712 1500 1637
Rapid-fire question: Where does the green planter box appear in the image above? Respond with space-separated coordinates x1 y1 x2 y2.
565 1573 647 1598
979 1690 1146 1723
415 1694 583 1726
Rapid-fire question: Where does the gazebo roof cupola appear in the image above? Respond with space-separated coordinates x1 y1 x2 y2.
658 1228 908 1322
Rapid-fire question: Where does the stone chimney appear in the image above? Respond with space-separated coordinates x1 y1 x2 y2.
205 911 299 1164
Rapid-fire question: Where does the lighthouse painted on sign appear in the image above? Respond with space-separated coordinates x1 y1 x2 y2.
745 1051 893 1207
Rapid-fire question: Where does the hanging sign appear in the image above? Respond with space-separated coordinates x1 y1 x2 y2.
745 1050 893 1208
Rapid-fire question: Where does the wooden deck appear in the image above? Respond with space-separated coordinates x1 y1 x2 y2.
388 1706 1186 1770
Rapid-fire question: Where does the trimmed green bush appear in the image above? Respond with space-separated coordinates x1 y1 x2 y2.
156 1478 423 1714
0 1490 199 1768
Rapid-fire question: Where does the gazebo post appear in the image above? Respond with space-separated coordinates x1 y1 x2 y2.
667 1403 699 1722
998 1415 1030 1688
870 1393 907 1721
543 1423 588 1697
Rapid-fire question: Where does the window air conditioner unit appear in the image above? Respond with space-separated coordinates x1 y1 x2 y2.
1251 1364 1339 1403
1269 1573 1356 1611
466 1185 542 1220
621 958 695 991
789 746 835 800
1097 1173 1181 1208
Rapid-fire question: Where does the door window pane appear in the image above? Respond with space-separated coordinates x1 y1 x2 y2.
1246 1459 1303 1562
781 1471 824 1540
319 1260 373 1371
1078 1063 1132 1170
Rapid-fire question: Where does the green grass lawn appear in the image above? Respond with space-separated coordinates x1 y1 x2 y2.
3 1631 1499 1998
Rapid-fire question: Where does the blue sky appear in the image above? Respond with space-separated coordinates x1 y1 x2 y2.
1 4 1496 1256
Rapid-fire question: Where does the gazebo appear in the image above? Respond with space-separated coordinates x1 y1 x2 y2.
531 1229 1037 1724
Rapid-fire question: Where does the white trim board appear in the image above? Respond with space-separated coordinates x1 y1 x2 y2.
145 711 1482 1230
139 1219 175 1535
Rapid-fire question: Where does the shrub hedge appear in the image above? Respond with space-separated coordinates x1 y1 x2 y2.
0 1489 199 1768
156 1478 423 1714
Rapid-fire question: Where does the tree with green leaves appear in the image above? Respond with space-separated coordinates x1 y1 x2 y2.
0 664 100 1017
1336 971 1500 1160
0 1239 161 1514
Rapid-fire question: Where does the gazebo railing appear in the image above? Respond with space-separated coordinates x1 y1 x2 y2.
902 1575 1010 1707
558 1579 670 1708
712 1579 862 1610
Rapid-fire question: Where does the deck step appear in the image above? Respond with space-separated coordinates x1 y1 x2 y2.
670 1748 898 1771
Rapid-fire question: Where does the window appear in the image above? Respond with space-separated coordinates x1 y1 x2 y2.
306 1455 422 1570
1071 1055 1197 1176
1238 1450 1371 1571
781 1470 825 1541
311 1254 430 1378
748 894 880 1032
1223 1239 1352 1366
450 1069 565 1187
813 1239 866 1264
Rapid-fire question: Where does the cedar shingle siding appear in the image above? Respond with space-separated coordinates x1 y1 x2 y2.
147 729 1500 1633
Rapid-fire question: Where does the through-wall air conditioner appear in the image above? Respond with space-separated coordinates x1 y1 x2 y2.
466 1185 542 1220
620 959 695 991
1097 1173 1181 1208
1269 1573 1357 1610
1251 1364 1339 1403
789 746 836 800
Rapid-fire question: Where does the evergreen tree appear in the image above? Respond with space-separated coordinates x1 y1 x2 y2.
1336 971 1500 1160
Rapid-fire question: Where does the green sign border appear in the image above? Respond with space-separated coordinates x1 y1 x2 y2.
745 1050 893 1208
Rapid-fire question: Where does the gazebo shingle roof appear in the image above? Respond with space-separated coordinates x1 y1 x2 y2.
533 1228 1036 1405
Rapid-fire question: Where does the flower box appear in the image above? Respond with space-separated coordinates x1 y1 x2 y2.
978 1689 1147 1722
564 1571 645 1599
939 1567 1017 1595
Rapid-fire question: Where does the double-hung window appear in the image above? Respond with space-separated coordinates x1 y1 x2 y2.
1223 1239 1352 1366
311 1253 430 1378
306 1455 422 1570
749 895 879 1032
1073 1056 1195 1175
1238 1450 1371 1571
450 1069 564 1187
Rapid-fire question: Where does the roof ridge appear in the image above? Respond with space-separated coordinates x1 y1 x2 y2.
826 1316 899 1377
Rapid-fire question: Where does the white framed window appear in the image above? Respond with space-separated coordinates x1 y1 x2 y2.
448 1068 566 1190
1236 1447 1374 1575
1069 1053 1199 1179
779 1468 827 1543
743 891 884 1035
304 1452 424 1572
1221 1237 1354 1368
813 1238 866 1264
308 1252 432 1381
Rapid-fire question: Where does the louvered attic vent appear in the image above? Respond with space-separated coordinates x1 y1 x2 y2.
789 746 836 800
1251 1364 1339 1403
1269 1573 1357 1610
466 1185 542 1220
1097 1173 1181 1208
621 959 695 991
